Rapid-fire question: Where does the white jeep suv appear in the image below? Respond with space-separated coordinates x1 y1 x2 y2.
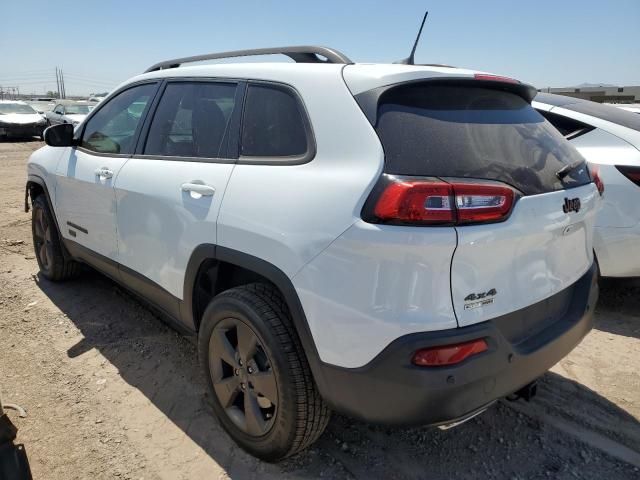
26 46 601 461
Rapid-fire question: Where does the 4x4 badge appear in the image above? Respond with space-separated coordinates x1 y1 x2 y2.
464 288 497 311
563 197 581 213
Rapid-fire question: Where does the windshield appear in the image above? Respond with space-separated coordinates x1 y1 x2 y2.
0 103 37 114
65 105 92 115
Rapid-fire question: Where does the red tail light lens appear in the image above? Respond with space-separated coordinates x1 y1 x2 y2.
374 181 454 223
616 165 640 187
366 176 516 226
412 339 489 367
590 167 605 196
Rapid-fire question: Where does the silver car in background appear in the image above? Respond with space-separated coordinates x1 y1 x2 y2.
45 101 93 127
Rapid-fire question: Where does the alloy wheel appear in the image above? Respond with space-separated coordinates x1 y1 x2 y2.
33 206 53 273
209 318 278 436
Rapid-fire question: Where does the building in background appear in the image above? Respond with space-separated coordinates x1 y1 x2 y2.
538 84 640 103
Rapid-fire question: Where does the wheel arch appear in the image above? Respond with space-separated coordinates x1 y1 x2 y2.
183 244 327 385
25 175 47 212
25 175 63 236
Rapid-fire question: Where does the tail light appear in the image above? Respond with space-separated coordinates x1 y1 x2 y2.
616 165 640 187
412 339 488 367
591 167 605 196
364 175 516 226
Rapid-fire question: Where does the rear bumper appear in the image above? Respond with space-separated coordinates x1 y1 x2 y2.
315 262 598 426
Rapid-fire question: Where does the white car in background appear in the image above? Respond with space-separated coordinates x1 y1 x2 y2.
0 100 47 139
605 103 640 115
534 93 640 278
88 95 107 103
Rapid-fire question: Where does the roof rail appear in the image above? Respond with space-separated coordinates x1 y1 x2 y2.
144 46 352 73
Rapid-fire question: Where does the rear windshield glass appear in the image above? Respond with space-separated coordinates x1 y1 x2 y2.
375 84 591 195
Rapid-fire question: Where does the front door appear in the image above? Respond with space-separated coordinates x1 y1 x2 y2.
55 82 158 262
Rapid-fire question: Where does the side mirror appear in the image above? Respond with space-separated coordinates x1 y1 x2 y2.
44 123 75 147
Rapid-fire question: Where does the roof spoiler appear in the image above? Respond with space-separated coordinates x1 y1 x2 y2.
354 76 539 126
144 46 352 73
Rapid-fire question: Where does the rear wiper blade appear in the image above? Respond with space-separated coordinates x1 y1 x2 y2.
557 160 585 180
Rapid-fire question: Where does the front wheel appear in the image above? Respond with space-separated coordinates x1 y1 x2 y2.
198 283 330 461
31 195 80 281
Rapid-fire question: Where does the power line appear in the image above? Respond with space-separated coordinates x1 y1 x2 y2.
64 72 122 84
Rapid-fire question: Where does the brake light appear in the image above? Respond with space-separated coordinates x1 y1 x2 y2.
473 73 520 84
366 176 516 226
616 165 640 187
591 167 605 196
374 181 454 223
412 339 488 367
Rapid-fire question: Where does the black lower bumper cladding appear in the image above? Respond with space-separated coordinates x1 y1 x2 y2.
315 263 599 426
0 123 45 138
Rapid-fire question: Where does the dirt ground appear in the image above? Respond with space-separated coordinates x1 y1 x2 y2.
0 139 639 480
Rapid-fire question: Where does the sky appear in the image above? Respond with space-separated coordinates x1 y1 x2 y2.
1 0 639 97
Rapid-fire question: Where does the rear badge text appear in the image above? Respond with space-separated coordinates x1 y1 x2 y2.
563 197 581 214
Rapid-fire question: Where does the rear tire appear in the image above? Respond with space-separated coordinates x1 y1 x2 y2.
198 283 330 461
31 194 80 281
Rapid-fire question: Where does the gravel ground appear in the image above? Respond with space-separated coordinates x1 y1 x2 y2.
1 139 639 479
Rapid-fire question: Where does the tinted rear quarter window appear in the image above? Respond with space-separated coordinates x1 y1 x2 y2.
241 84 308 158
374 84 590 195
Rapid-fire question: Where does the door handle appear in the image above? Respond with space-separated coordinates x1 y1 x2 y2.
181 182 215 197
95 167 114 179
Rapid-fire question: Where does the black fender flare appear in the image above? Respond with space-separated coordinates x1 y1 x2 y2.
25 175 72 260
182 244 330 391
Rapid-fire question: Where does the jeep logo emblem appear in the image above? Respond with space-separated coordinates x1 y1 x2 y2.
563 197 581 214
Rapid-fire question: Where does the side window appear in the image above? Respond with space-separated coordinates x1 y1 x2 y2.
81 83 156 154
144 82 237 159
54 105 64 114
241 84 308 158
537 109 594 139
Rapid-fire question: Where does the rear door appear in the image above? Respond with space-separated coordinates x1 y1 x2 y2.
372 82 599 326
55 83 158 263
114 80 242 307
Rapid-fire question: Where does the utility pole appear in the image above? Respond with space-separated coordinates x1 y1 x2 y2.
55 67 60 99
61 70 66 99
